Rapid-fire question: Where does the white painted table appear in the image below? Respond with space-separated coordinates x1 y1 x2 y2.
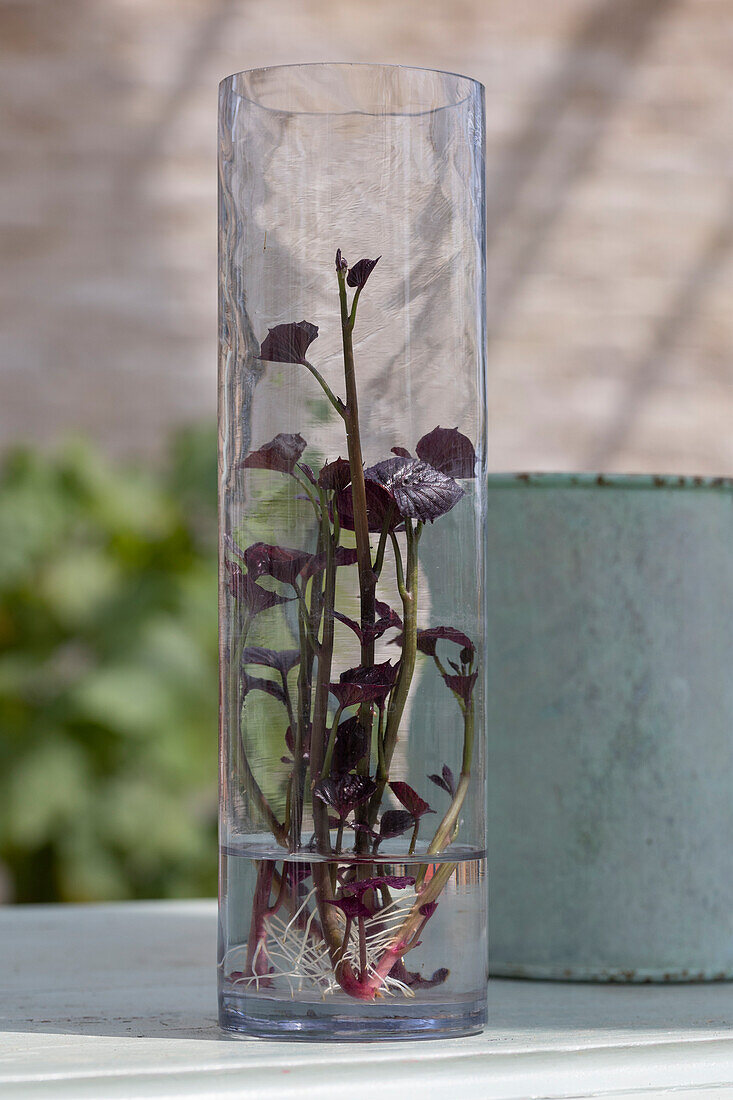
1 901 733 1099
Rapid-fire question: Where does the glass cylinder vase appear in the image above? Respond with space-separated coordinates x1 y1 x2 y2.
218 63 487 1040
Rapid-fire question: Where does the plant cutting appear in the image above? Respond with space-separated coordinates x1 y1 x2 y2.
222 252 481 1018
218 62 486 1039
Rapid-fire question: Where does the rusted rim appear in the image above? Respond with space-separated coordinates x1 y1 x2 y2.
485 472 733 492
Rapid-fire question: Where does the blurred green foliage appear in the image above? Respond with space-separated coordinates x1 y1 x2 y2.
0 426 218 903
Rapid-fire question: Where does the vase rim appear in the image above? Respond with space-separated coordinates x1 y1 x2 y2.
219 62 483 117
485 472 733 492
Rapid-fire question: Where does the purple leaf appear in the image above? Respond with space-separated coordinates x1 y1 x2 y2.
388 959 449 989
389 781 434 819
242 672 286 705
243 542 312 589
343 874 415 896
375 600 402 629
240 432 307 474
336 479 399 533
378 809 414 839
241 646 301 676
335 248 348 274
419 901 439 918
332 609 362 640
326 895 371 920
314 774 377 818
329 661 398 709
281 723 311 765
346 256 380 289
318 457 352 494
334 601 402 646
442 670 478 706
391 446 412 459
259 320 318 364
332 715 369 775
417 626 475 658
428 764 456 797
364 457 465 524
416 426 476 479
299 545 358 582
392 625 475 656
224 559 292 616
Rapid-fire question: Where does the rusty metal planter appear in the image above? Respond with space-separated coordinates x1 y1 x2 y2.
485 473 733 982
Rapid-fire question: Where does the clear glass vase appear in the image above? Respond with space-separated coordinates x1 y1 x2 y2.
218 63 487 1040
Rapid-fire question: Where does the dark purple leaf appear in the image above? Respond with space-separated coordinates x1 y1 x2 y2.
378 809 414 839
329 661 398 709
388 959 449 989
242 673 286 705
318 457 352 494
442 670 478 706
334 602 402 646
389 781 434 820
282 723 311 765
335 248 348 274
391 446 412 459
332 715 369 775
332 609 362 640
392 625 475 656
416 426 476 479
364 457 465 524
419 901 438 918
259 320 318 365
243 543 312 589
428 765 456 797
343 874 415 896
346 256 380 289
225 559 292 616
241 647 301 675
326 895 371 920
313 774 377 819
375 600 402 630
336 479 399 533
299 545 358 582
240 432 307 474
417 626 474 658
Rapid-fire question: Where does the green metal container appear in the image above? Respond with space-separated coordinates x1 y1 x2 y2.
485 473 733 982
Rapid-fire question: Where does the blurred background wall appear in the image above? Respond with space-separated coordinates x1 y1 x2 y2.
1 0 732 902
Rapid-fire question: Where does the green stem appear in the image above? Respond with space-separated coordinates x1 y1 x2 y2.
408 819 420 856
367 522 420 827
229 613 287 846
291 471 321 516
372 507 395 581
321 704 344 778
302 359 347 420
336 265 376 667
427 699 475 856
290 533 324 850
309 491 337 855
